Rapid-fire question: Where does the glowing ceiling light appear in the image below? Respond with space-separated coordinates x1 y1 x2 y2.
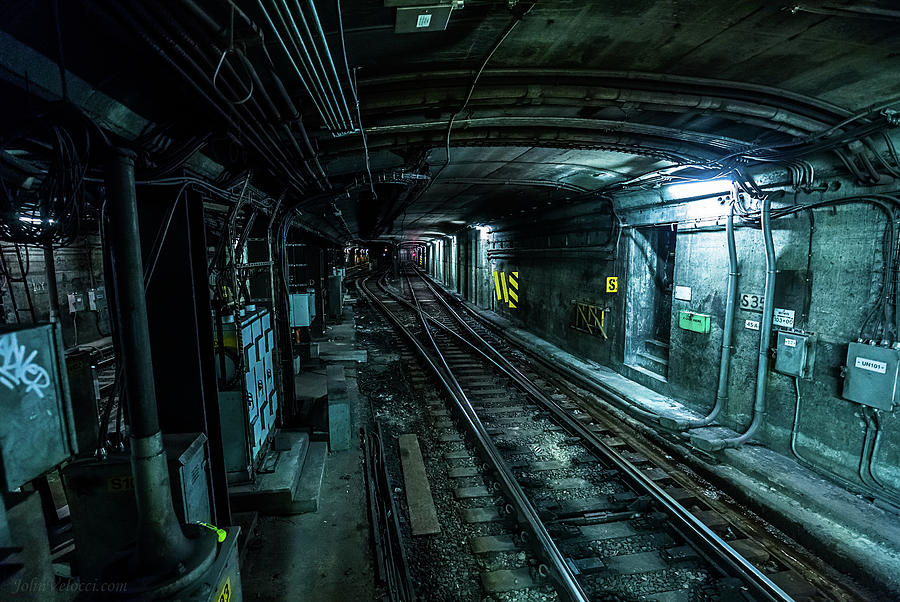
450 220 466 224
19 216 55 225
667 179 733 200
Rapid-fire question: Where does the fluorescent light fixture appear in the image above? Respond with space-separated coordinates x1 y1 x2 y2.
449 220 466 224
667 179 732 200
683 196 730 220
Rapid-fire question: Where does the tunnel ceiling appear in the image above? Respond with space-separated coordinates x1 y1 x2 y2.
1 1 898 243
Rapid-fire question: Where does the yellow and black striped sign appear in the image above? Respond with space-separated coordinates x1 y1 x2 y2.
493 270 519 309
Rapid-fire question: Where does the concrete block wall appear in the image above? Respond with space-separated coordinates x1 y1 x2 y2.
0 236 109 348
437 193 900 497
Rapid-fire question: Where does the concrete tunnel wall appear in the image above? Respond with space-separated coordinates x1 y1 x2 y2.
1 236 110 347
425 197 900 496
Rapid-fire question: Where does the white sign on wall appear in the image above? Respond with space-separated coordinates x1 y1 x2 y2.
856 357 888 374
773 308 795 328
674 285 692 301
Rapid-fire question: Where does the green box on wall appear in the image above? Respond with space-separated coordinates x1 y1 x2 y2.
679 310 711 334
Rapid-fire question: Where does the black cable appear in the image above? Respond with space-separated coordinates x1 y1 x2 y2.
52 0 68 102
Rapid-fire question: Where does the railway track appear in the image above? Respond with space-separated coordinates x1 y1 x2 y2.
356 264 844 602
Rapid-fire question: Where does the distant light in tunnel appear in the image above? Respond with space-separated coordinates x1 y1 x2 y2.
667 179 732 200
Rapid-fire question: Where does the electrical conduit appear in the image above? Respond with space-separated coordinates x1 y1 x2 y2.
691 194 775 451
660 184 740 431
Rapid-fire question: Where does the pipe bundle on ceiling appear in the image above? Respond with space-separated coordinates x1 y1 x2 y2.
98 0 330 195
256 0 356 135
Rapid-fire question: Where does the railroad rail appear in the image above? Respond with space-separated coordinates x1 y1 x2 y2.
356 264 828 601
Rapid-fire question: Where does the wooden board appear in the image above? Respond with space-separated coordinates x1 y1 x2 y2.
398 434 441 535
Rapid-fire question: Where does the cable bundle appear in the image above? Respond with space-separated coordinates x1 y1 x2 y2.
0 104 99 246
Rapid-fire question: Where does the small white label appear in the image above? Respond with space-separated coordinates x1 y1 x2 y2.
773 308 795 328
784 338 797 348
856 357 888 374
745 319 760 331
416 13 432 28
674 285 692 301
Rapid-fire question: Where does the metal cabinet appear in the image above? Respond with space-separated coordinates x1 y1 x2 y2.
218 307 279 482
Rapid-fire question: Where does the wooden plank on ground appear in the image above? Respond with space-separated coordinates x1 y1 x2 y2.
398 434 441 536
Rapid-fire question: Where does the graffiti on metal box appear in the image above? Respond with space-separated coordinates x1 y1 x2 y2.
0 332 51 398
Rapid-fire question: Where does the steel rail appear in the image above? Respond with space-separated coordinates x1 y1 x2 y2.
408 267 794 602
358 271 590 602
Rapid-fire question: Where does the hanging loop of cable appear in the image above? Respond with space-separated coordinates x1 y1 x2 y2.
213 6 255 105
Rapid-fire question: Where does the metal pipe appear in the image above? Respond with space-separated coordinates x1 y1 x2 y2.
858 407 877 487
868 410 898 492
789 378 900 510
118 1 309 192
303 0 354 127
145 2 310 190
259 0 340 130
43 243 60 324
277 0 346 130
173 0 327 186
292 0 349 129
104 149 211 581
662 186 739 431
691 194 775 451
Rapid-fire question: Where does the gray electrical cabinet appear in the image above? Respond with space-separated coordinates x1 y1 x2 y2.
843 342 900 410
775 331 811 378
61 432 211 579
0 324 77 491
217 307 278 483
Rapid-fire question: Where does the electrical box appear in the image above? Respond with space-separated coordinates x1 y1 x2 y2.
289 293 311 327
307 287 317 321
61 433 211 579
843 342 900 410
87 287 107 311
775 331 811 378
67 292 85 313
0 324 77 491
393 5 454 33
678 310 711 334
64 350 100 454
218 307 278 483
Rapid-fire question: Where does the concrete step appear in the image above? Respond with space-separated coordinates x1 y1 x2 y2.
291 441 327 514
229 431 309 515
644 338 670 358
636 350 669 376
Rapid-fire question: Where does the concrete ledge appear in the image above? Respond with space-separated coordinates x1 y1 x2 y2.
327 365 351 451
295 371 327 405
293 442 327 513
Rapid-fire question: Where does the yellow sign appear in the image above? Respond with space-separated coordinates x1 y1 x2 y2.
107 475 134 492
493 270 519 309
606 277 618 293
573 302 609 339
216 577 231 602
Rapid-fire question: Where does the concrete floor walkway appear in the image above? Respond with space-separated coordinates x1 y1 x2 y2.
241 307 375 601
